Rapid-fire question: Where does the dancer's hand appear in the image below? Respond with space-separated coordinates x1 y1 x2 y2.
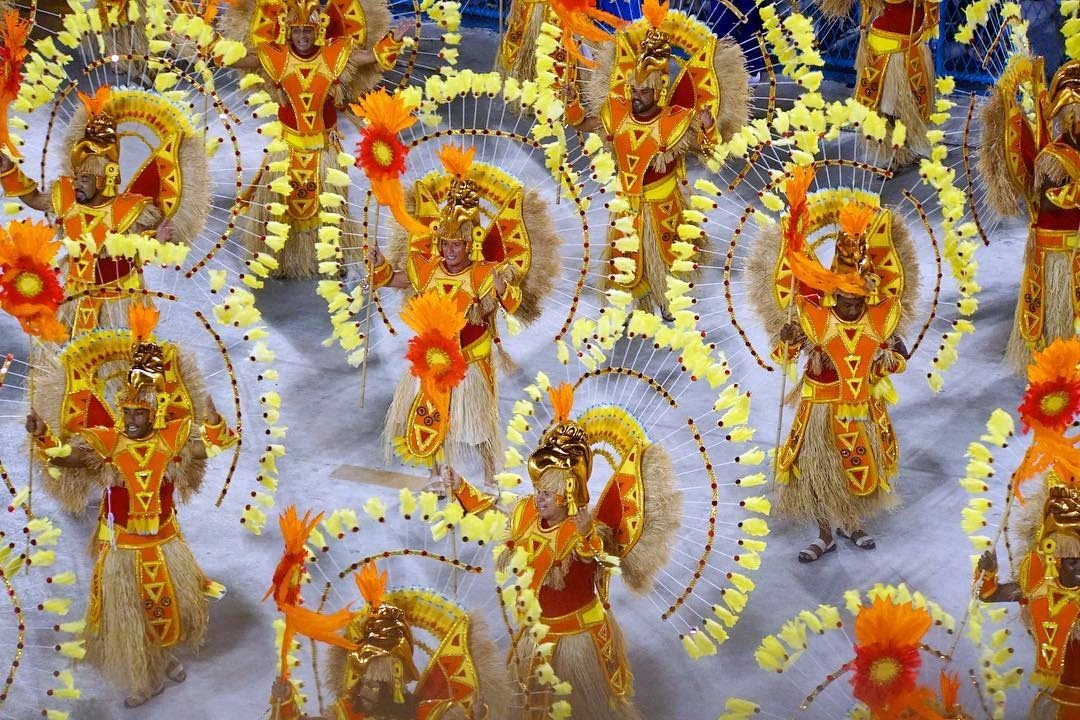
205 396 222 425
779 321 803 345
442 466 463 495
368 245 386 268
25 409 47 438
391 18 412 42
574 508 590 534
156 219 173 244
0 153 13 173
978 550 997 573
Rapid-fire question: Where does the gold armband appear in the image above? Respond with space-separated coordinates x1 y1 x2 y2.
202 416 239 450
976 568 998 600
373 31 405 71
1047 183 1080 210
371 259 394 290
32 429 63 464
455 478 496 514
1 162 38 198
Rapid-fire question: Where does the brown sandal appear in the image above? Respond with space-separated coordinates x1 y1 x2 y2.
797 538 836 563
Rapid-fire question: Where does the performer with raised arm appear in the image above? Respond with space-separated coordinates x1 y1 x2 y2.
0 85 208 336
981 57 1080 370
571 0 748 319
24 303 236 707
220 0 409 278
447 382 681 720
749 168 919 562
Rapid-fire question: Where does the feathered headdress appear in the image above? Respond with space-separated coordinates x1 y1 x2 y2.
118 302 167 420
0 10 32 158
1013 337 1080 499
400 290 468 419
71 86 120 196
264 507 357 681
782 167 870 298
527 382 592 514
0 219 67 343
344 560 418 703
352 89 430 236
434 144 484 258
634 0 672 91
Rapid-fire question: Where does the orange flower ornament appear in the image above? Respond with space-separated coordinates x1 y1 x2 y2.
352 88 430 236
849 597 940 719
0 219 67 343
400 290 468 417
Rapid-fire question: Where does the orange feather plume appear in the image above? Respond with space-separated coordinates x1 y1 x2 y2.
838 202 876 240
0 10 32 158
642 0 668 29
355 560 387 609
782 167 868 297
351 89 430 236
127 302 160 344
545 0 626 67
76 86 111 117
400 288 468 337
0 219 67 342
548 382 575 423
400 290 468 418
938 671 960 712
437 143 475 179
264 507 361 680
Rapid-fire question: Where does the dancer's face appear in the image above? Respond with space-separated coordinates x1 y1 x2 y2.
536 490 567 524
289 25 316 55
122 407 153 439
74 173 100 204
631 86 657 115
440 237 469 271
1061 557 1080 587
833 291 866 321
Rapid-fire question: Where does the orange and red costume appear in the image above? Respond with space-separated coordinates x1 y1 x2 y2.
457 483 633 720
855 0 937 122
377 251 520 465
983 58 1080 369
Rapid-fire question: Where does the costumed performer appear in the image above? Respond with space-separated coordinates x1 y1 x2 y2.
24 303 236 707
447 382 682 720
748 168 919 562
572 0 749 319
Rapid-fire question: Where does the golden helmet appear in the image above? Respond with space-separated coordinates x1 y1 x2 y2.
1048 59 1080 122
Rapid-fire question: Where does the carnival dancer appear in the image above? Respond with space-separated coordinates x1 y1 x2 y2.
818 0 939 166
973 336 1080 718
264 508 508 720
981 57 1080 370
447 382 682 720
572 0 748 319
24 303 236 706
221 0 409 278
368 144 558 487
749 168 919 562
0 85 208 336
